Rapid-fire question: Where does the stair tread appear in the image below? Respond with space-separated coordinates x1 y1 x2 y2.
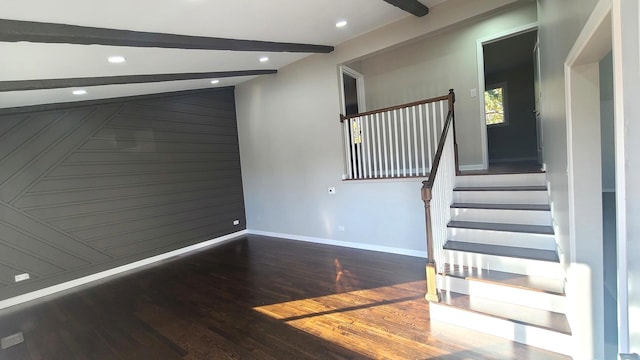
451 203 550 211
454 185 547 191
448 221 554 234
441 263 565 295
437 291 571 335
443 241 560 262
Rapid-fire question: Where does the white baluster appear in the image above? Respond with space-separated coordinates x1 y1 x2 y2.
365 115 373 178
357 117 364 179
376 113 382 178
439 100 445 133
351 118 358 179
393 110 400 177
412 106 418 176
400 108 406 176
431 103 438 160
383 111 390 178
344 119 352 179
425 104 432 171
419 105 426 176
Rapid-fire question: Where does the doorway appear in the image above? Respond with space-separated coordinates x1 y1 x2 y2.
339 65 365 116
476 23 539 170
482 30 539 167
339 65 366 178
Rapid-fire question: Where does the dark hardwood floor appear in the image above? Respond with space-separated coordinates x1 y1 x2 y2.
0 235 570 359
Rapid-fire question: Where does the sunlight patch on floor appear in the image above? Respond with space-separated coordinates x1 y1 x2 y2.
253 280 455 358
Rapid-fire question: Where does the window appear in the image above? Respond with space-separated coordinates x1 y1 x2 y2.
484 83 508 126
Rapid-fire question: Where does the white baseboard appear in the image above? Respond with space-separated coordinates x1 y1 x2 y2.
247 229 426 258
0 230 247 311
459 164 486 171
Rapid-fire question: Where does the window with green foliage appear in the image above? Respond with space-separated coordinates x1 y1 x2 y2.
485 83 507 126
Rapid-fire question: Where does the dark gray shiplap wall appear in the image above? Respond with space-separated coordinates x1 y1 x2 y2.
0 88 246 301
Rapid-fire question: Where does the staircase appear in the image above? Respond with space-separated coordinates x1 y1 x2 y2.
428 171 572 356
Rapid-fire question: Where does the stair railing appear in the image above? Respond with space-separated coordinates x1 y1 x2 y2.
421 89 458 302
339 93 451 180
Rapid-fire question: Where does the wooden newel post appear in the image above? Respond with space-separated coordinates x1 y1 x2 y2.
421 184 440 302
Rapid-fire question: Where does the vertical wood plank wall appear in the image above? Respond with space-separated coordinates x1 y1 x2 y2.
0 88 246 301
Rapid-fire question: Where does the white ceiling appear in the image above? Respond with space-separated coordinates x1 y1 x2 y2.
0 0 447 109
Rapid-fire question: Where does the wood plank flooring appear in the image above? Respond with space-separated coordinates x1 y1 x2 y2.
459 161 543 175
0 235 570 359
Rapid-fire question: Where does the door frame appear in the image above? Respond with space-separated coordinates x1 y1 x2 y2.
564 0 612 357
476 22 538 170
338 65 366 115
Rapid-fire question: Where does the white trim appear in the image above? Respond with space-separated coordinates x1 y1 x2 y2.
458 164 485 171
429 302 573 356
247 229 426 258
0 230 247 311
339 65 366 114
612 0 631 353
564 1 613 357
476 22 538 170
342 177 424 184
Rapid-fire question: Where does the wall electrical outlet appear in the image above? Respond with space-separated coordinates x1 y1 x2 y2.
338 226 345 231
328 187 336 194
14 273 29 283
233 220 240 226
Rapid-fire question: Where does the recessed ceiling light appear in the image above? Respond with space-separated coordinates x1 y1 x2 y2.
259 56 269 62
107 56 126 63
210 79 220 84
336 20 348 28
72 89 87 96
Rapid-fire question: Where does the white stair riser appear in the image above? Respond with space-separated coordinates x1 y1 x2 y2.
429 303 573 356
448 228 557 250
450 208 552 226
454 190 548 204
436 275 566 313
456 173 546 187
443 250 563 278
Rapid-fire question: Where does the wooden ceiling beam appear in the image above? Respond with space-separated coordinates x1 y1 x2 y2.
383 0 429 17
0 19 334 53
0 70 277 92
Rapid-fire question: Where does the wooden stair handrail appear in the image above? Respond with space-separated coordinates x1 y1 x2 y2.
339 93 451 122
422 89 457 303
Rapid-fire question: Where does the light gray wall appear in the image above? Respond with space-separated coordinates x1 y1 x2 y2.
236 58 427 253
356 2 537 168
537 0 604 358
235 0 531 254
600 52 615 191
536 0 598 265
0 88 246 301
